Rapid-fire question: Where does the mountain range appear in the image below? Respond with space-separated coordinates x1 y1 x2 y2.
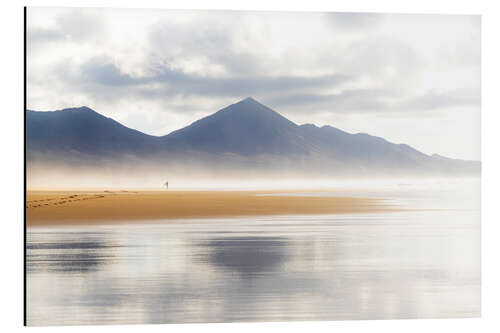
26 97 480 177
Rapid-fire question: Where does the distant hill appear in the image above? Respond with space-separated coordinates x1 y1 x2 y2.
27 106 162 156
26 98 480 176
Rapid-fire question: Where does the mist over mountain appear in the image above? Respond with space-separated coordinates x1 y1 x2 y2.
26 97 480 182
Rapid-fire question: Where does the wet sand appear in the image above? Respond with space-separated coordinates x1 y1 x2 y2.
26 189 393 226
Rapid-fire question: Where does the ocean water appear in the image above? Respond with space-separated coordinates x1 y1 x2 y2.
26 180 480 326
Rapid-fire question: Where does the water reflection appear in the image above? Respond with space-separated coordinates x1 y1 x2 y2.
27 232 122 274
26 182 481 326
196 237 290 278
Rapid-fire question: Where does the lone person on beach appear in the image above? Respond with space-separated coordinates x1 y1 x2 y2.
165 181 169 189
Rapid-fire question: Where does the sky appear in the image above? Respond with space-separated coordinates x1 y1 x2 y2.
27 8 481 160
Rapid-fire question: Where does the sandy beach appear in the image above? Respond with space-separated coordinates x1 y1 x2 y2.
26 189 394 226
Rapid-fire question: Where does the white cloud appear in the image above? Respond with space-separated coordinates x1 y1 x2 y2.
27 8 481 160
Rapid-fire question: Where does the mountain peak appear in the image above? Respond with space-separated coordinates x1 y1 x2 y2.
228 97 267 108
56 106 105 120
241 96 258 103
27 106 96 114
63 106 96 114
218 97 295 125
232 97 270 109
164 97 306 154
75 106 93 111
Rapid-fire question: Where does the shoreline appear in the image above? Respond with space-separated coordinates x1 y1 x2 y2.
26 189 395 227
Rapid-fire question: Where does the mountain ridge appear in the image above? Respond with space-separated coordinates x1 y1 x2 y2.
26 98 480 176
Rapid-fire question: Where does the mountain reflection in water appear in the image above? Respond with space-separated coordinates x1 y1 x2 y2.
26 182 480 326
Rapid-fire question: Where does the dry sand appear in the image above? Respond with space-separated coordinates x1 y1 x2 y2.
26 189 394 226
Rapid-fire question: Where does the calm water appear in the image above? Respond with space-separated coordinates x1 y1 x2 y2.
26 181 480 326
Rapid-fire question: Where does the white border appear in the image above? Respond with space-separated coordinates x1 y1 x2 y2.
2 0 499 332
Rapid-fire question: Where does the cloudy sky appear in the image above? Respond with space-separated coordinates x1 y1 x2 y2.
27 7 481 160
